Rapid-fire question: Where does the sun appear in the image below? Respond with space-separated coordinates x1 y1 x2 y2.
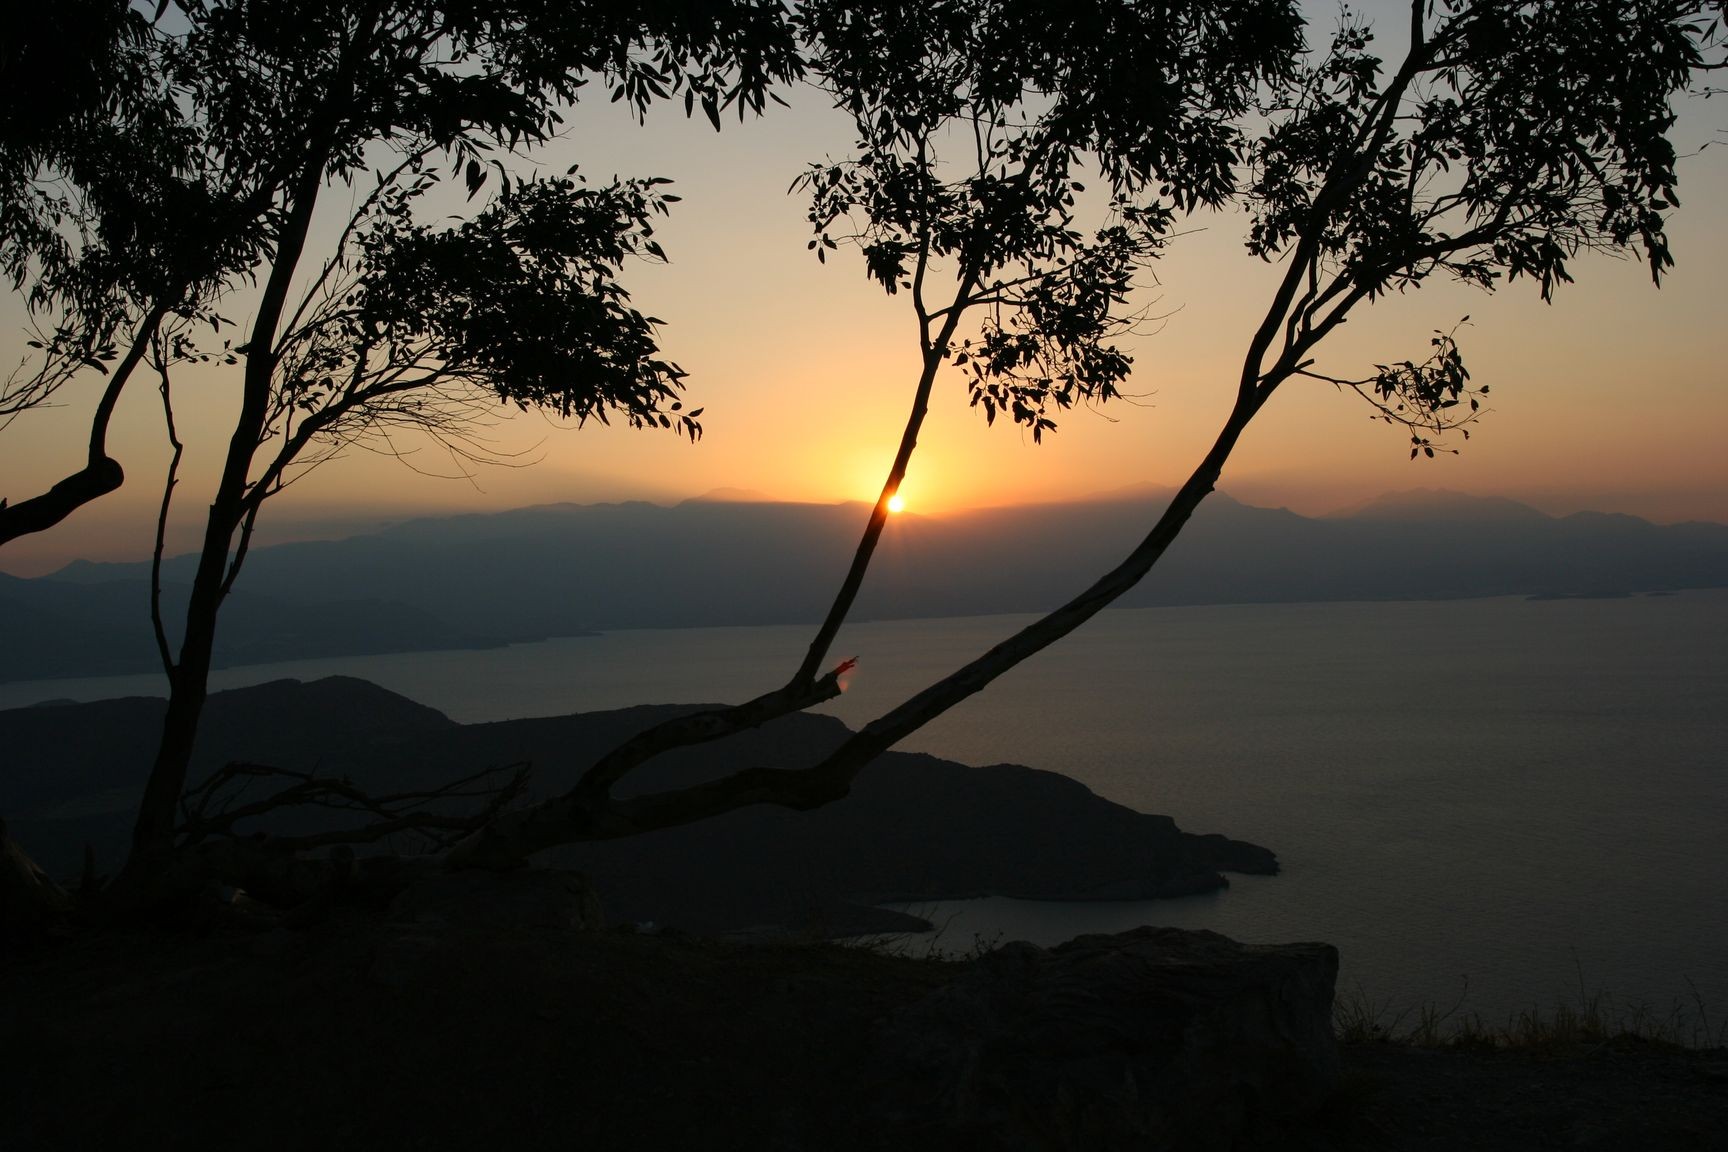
887 494 906 514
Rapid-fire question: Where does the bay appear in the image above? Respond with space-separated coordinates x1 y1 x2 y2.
4 591 1724 1029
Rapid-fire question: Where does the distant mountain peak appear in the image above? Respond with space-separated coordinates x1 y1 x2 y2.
1326 488 1549 523
682 487 775 505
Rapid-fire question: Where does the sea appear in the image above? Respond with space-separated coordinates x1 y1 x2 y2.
4 590 1725 1032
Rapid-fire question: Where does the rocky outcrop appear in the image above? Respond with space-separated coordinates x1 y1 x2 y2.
876 927 1340 1151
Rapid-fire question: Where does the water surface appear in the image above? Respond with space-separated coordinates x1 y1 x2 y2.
6 592 1724 1025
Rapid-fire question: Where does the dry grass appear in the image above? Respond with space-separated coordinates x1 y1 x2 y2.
1335 975 1725 1051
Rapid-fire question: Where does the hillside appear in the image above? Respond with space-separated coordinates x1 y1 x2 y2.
0 677 1273 933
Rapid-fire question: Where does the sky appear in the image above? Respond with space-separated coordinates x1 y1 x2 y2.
2 1 1725 578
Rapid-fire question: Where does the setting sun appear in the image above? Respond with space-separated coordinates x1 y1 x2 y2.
887 494 906 514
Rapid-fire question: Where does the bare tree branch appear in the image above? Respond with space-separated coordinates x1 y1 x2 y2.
178 759 531 853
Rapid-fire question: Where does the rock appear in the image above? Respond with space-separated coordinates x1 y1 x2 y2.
876 927 1339 1151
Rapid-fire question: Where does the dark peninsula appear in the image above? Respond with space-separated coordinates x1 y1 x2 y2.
0 676 1274 935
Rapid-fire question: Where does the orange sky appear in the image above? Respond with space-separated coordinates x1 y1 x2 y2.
3 2 1725 578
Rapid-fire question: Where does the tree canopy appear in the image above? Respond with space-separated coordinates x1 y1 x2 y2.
457 0 1725 864
0 0 802 543
1 0 805 886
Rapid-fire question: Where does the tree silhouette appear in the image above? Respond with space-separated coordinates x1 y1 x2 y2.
1 0 185 535
1 0 803 551
454 0 1723 864
0 0 804 892
1 2 1722 907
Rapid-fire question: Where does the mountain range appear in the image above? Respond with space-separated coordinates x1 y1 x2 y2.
3 487 1724 682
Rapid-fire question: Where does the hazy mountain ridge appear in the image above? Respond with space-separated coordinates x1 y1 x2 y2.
1321 487 1546 522
5 489 1724 682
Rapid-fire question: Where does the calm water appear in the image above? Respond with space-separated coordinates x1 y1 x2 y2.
6 592 1725 1026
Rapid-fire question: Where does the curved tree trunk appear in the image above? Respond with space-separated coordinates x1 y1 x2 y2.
0 303 168 549
121 157 330 890
0 458 125 545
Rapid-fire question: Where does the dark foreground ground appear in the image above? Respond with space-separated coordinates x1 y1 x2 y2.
5 910 1726 1152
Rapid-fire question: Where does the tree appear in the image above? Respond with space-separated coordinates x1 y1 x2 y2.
0 1 797 534
0 0 803 894
2 1 1721 915
451 0 1723 864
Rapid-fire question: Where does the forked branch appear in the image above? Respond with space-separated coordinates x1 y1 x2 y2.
178 759 531 853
